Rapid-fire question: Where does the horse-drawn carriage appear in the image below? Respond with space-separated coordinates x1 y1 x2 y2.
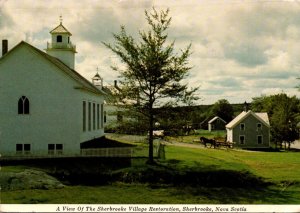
199 136 234 149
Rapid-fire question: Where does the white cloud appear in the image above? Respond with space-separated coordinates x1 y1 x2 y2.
1 0 300 104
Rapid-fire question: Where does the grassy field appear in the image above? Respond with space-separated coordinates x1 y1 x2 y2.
1 134 300 204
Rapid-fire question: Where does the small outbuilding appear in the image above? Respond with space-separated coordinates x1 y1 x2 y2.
208 116 227 131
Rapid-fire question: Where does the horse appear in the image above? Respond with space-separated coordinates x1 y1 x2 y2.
200 136 216 148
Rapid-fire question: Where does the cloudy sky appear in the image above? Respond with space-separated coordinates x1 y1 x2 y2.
1 0 300 104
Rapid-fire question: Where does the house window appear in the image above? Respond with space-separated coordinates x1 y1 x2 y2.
83 101 86 132
257 123 262 131
257 135 263 144
68 36 70 43
101 104 104 128
93 103 96 130
97 104 100 129
48 144 63 155
239 135 245 144
104 111 107 123
57 35 62 42
88 102 91 131
16 144 31 154
117 111 123 122
18 96 29 114
240 123 245 131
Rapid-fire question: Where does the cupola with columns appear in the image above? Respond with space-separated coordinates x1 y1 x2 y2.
46 16 77 69
92 67 103 89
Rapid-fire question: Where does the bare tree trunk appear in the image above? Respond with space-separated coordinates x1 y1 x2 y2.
147 110 154 164
284 141 287 150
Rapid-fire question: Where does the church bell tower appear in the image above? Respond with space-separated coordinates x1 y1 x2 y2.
46 16 77 69
92 67 103 90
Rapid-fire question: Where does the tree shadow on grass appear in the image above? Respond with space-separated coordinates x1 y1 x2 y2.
115 158 295 204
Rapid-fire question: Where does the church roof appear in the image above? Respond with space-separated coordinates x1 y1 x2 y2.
226 110 270 129
93 72 102 79
50 23 72 35
0 41 104 95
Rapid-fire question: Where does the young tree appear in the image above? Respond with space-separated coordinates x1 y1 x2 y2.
103 8 197 163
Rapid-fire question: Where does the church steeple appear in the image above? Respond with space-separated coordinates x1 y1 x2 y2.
46 16 77 69
92 67 103 89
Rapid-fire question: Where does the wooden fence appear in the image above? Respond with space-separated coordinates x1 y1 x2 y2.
80 147 132 157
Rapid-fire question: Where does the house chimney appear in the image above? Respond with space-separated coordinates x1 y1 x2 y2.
243 101 249 112
2 40 8 56
114 80 121 91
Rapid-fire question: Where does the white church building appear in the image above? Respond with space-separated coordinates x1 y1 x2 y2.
0 20 105 157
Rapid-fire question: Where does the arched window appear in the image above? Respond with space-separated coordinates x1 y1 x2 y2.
18 96 29 114
57 35 62 42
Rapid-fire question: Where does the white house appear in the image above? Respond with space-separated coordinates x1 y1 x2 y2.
226 110 270 149
0 20 105 157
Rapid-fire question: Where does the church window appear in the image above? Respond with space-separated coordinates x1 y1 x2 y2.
101 104 104 128
97 104 100 129
18 96 29 114
88 102 91 131
83 101 86 132
57 35 62 42
93 103 96 130
16 144 23 154
16 143 31 154
48 144 55 155
48 144 63 155
56 144 63 155
24 144 31 154
68 36 70 43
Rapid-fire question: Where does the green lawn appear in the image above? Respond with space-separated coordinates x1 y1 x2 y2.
165 146 300 183
1 141 300 204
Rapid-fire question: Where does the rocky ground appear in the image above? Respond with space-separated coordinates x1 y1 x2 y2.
0 169 64 191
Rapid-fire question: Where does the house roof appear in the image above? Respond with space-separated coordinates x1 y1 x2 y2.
0 41 104 95
208 116 226 124
50 23 72 35
226 110 270 129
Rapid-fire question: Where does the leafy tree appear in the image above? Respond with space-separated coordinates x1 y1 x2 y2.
103 8 197 163
252 93 300 149
208 99 234 123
